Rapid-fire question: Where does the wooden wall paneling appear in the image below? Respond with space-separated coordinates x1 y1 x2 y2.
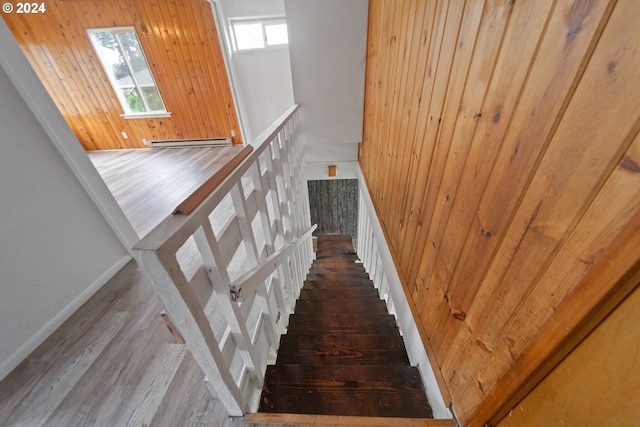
389 0 431 250
426 0 557 361
203 1 241 144
465 134 640 425
373 0 402 227
361 0 640 425
404 0 468 290
440 0 616 355
396 0 482 275
383 0 418 252
443 0 640 419
404 0 511 294
193 0 229 140
3 0 242 150
435 0 616 381
149 0 198 139
359 0 377 185
392 0 451 278
154 0 194 137
66 0 134 149
138 0 189 141
175 0 211 134
389 0 463 254
410 2 484 310
10 6 110 150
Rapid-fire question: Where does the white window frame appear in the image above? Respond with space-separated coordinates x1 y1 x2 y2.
228 16 288 53
87 26 171 119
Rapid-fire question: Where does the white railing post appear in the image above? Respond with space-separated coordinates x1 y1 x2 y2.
195 222 264 385
137 248 244 416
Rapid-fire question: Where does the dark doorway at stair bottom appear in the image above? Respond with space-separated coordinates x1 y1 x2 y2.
308 179 359 238
258 234 433 418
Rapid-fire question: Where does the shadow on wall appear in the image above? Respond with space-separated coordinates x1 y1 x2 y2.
308 179 358 238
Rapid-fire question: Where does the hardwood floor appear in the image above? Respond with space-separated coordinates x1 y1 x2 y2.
88 146 246 237
0 258 320 427
0 146 316 427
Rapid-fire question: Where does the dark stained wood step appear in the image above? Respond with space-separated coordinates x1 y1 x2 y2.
298 287 380 299
285 314 399 334
276 334 410 365
303 279 374 290
311 259 365 267
293 298 388 315
259 365 432 418
307 270 369 278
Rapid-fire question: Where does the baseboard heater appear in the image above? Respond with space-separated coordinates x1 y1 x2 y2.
147 137 232 148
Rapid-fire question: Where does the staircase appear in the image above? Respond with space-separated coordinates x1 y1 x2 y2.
256 234 433 421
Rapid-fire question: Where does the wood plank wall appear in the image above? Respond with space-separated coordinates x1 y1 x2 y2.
360 0 640 425
3 0 242 150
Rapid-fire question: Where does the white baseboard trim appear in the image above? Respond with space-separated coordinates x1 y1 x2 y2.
0 254 132 381
357 168 451 419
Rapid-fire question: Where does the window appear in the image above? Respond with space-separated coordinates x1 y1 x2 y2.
230 17 288 52
88 27 170 118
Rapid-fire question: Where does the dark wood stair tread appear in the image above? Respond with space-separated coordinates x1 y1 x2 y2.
277 334 410 365
285 313 399 334
260 365 432 418
300 287 382 301
294 299 388 315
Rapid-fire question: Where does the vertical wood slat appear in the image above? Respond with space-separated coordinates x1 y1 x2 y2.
4 0 242 150
361 0 640 425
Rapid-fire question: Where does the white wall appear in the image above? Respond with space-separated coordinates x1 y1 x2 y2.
218 0 295 145
284 0 368 173
0 35 130 380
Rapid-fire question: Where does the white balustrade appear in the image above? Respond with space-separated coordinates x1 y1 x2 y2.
133 105 315 416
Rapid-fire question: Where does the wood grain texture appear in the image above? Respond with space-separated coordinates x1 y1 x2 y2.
0 259 321 427
360 0 640 425
259 235 433 420
3 0 242 150
245 413 456 427
88 146 245 237
0 261 200 426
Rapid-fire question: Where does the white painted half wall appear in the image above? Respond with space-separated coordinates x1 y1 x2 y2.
285 0 368 167
0 32 130 380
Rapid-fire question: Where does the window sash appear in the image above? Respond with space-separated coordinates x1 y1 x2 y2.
88 27 167 116
230 17 288 52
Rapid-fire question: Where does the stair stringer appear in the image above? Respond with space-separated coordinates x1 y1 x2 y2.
357 168 453 420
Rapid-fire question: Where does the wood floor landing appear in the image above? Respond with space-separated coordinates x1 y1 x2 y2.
256 235 433 421
88 146 246 237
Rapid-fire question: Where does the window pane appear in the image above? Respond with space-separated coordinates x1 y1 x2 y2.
265 24 288 45
121 88 145 112
93 32 131 83
116 32 147 74
141 87 164 111
233 23 265 50
89 27 167 115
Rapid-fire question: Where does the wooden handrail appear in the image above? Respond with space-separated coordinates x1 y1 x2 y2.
134 104 300 252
